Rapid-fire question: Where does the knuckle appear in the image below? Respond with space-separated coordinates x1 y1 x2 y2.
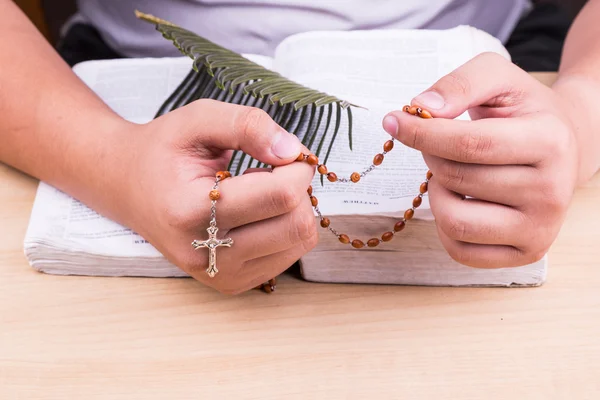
454 130 492 162
270 185 303 214
442 71 471 98
441 214 468 241
402 122 427 150
437 161 465 191
236 107 271 143
163 201 201 231
180 254 206 278
290 210 318 244
537 175 571 213
303 231 320 253
449 246 475 267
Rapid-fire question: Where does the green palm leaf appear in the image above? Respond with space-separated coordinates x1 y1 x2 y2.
135 11 361 176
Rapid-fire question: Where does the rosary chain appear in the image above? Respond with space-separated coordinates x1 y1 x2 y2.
204 105 432 293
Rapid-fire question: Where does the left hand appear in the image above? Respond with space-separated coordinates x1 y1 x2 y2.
382 52 579 269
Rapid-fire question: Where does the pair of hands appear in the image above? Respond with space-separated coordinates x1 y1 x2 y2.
126 52 579 294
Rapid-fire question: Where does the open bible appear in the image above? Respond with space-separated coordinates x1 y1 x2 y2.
24 26 547 286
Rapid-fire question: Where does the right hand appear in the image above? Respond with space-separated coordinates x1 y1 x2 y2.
122 99 318 294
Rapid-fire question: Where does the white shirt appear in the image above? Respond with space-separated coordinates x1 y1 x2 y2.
75 0 531 58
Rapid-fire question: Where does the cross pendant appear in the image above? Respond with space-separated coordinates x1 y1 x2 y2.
192 225 233 278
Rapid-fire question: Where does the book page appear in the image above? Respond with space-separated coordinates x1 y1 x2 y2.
273 26 508 217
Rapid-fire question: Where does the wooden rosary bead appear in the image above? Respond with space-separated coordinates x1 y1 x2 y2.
382 232 394 242
310 196 318 207
216 171 231 180
420 182 428 194
327 172 338 182
350 172 361 183
296 153 306 162
373 154 384 166
367 238 380 247
383 140 394 152
418 108 432 119
339 234 350 244
408 106 419 115
403 105 410 112
307 154 319 166
351 239 364 249
394 221 405 232
317 164 328 175
209 190 220 200
413 196 422 208
404 208 415 221
320 218 330 228
307 185 313 195
427 170 433 180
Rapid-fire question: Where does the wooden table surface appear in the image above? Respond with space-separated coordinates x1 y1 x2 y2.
2 73 600 399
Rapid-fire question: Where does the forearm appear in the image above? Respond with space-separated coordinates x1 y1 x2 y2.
0 2 136 223
552 0 600 183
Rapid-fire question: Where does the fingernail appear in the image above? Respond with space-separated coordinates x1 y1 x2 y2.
413 91 445 110
272 130 301 159
383 115 398 136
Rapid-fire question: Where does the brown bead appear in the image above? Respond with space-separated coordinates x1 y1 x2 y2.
307 185 313 195
418 108 433 119
420 182 428 194
403 105 411 113
224 171 232 178
426 170 433 180
382 232 394 242
383 140 394 152
296 153 305 162
413 196 422 208
327 172 338 182
307 154 319 166
310 196 318 207
209 190 220 200
350 172 361 183
367 238 380 247
216 171 227 180
351 239 364 249
404 208 415 220
339 234 350 244
408 106 419 115
320 218 330 228
394 221 405 232
317 164 328 175
373 154 384 166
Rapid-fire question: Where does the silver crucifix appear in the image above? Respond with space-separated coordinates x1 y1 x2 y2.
192 225 233 278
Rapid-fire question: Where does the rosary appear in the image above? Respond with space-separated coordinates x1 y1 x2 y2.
193 105 434 293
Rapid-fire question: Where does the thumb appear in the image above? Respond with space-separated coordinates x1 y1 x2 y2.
408 52 535 119
178 99 303 166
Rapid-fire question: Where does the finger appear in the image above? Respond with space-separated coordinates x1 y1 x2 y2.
229 234 319 295
212 161 315 229
428 178 531 248
436 227 536 269
174 99 303 165
384 112 548 165
406 52 543 119
423 154 538 206
226 193 317 260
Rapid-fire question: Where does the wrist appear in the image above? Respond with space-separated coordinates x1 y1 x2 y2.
67 116 142 229
552 74 600 185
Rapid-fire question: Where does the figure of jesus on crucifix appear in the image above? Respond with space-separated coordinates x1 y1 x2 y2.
192 225 233 278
